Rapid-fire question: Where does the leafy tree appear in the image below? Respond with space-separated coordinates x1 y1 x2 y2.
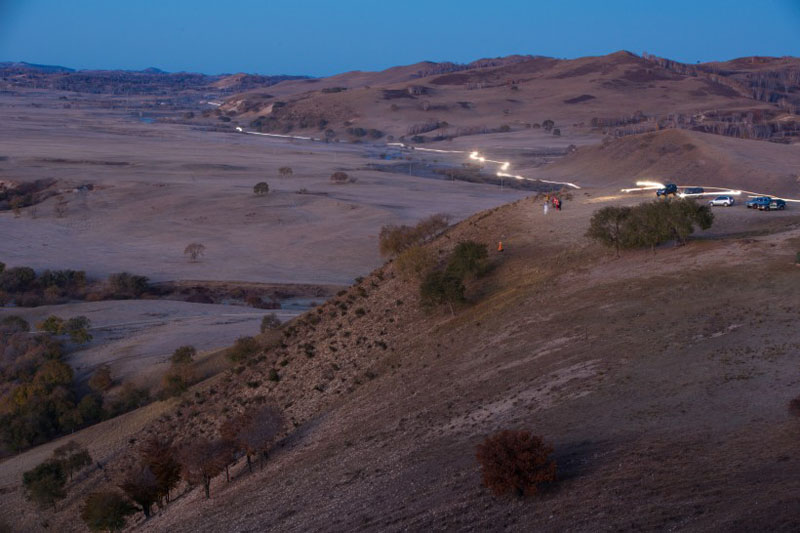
37 315 65 334
22 460 66 509
81 491 137 532
119 464 159 519
170 345 196 365
253 182 269 196
0 314 29 333
53 440 92 481
107 272 150 298
184 243 206 262
476 430 556 497
0 266 35 293
88 365 113 392
585 206 632 256
260 313 281 333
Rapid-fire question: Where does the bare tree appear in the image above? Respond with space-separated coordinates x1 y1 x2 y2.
184 243 206 262
178 438 231 499
220 406 284 473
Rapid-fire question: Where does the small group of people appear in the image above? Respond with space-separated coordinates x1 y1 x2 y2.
542 194 563 214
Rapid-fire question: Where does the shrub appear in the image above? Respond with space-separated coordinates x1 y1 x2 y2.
260 313 281 332
22 460 67 509
53 440 92 481
278 166 293 177
446 241 488 279
796 252 800 264
330 171 350 184
420 270 464 312
0 314 29 333
552 128 561 136
253 182 269 196
88 364 113 392
171 345 196 365
228 336 260 362
81 491 137 532
379 225 418 257
161 364 194 398
395 245 436 281
475 430 556 497
542 119 555 131
789 394 800 417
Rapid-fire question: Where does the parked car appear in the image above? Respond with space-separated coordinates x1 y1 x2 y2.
682 187 705 196
656 183 678 197
708 195 735 207
764 198 787 211
746 196 772 209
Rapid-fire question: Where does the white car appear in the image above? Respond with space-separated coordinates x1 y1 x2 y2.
708 195 735 207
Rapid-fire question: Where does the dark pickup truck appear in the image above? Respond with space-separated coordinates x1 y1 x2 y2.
656 183 678 197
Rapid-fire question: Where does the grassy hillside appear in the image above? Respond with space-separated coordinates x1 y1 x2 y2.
4 186 800 531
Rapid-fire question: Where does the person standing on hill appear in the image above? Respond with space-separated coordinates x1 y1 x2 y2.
543 200 549 215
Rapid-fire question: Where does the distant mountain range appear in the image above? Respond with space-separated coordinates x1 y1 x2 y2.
0 61 311 95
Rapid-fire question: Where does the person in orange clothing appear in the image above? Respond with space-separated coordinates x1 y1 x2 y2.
497 241 504 252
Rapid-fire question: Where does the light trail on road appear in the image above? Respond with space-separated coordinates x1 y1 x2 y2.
621 180 800 203
237 129 582 189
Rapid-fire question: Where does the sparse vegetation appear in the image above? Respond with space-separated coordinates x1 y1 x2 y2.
476 430 556 497
379 213 450 257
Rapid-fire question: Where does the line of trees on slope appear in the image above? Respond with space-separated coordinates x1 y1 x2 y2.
75 406 284 531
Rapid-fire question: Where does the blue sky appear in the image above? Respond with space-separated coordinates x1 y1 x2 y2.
1 0 799 76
